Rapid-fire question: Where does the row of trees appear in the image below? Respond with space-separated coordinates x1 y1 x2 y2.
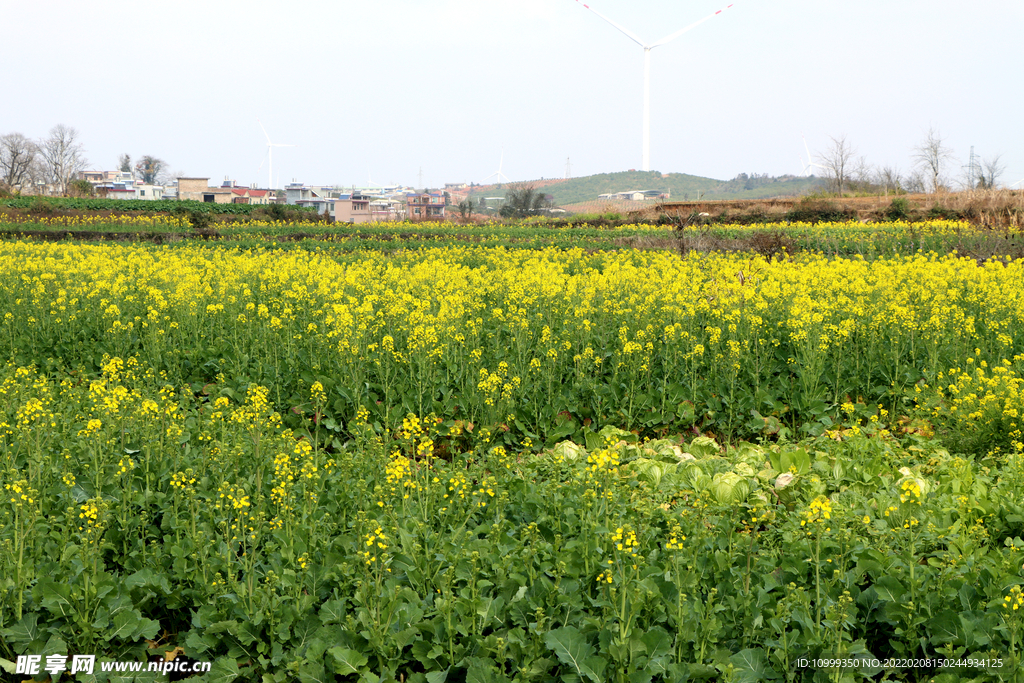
0 125 88 196
1 125 172 196
815 128 1006 196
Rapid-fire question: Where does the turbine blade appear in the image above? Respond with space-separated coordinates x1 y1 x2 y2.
571 0 647 47
257 118 272 144
650 3 734 48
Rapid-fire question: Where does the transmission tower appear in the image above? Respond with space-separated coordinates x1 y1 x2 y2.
966 146 977 189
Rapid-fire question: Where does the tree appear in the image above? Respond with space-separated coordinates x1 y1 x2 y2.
135 155 166 184
456 198 475 222
912 127 954 193
118 154 132 174
39 124 87 195
847 156 874 194
499 183 551 218
903 170 926 194
816 135 856 196
978 154 1006 189
67 179 95 197
0 132 39 192
875 165 903 196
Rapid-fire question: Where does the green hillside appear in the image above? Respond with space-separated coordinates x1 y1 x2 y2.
468 170 824 208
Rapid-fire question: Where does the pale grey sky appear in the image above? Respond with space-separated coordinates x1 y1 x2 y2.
3 0 1021 189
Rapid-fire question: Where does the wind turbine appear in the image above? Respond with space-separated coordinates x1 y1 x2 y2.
801 135 826 177
257 119 295 190
485 149 511 186
571 0 735 172
1012 177 1024 188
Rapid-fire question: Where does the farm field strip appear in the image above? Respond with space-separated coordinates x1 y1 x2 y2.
1 241 1022 443
3 216 1018 259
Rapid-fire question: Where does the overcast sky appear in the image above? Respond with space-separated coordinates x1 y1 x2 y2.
3 0 1021 190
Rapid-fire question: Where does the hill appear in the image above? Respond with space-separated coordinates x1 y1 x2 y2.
466 170 824 211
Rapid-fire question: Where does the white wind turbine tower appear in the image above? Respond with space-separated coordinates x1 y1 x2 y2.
801 135 826 177
257 119 295 190
571 0 735 172
485 149 512 186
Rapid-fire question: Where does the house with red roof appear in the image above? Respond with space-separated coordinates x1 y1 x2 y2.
176 178 273 204
228 188 271 204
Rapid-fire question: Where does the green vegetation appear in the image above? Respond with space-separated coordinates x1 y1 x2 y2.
469 170 824 208
0 214 1023 681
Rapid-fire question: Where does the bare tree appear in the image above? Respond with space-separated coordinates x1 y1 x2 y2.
904 169 926 194
155 167 180 187
848 156 875 194
816 135 856 196
912 127 954 193
875 165 903 195
978 154 1006 189
0 132 39 192
39 124 87 195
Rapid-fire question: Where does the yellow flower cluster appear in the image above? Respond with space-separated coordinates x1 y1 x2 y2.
15 397 53 429
78 498 105 536
445 475 469 501
931 358 1024 451
472 477 497 508
5 479 35 507
310 381 326 406
801 495 833 530
587 449 620 475
415 438 434 459
361 527 388 566
1004 586 1024 612
477 367 520 406
899 479 923 504
217 483 251 512
611 526 639 557
664 524 686 551
169 470 197 494
385 452 415 499
116 456 135 476
399 413 423 441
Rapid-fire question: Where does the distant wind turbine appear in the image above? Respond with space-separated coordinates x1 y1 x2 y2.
1012 177 1024 188
801 135 826 176
571 0 735 172
257 119 295 190
485 149 511 186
